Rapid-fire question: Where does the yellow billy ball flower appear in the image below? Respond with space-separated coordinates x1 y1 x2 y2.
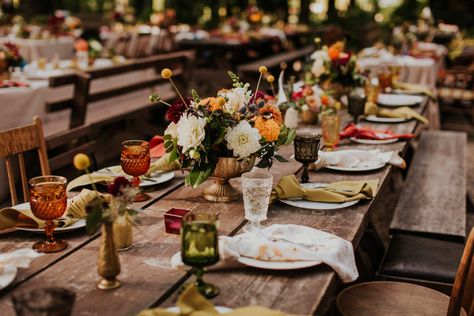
266 75 275 83
73 153 90 171
258 66 267 74
161 68 172 79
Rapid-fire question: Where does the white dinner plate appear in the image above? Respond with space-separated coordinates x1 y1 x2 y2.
377 94 424 107
12 201 86 233
166 306 233 313
0 265 17 290
98 166 175 188
325 162 386 172
350 133 399 145
364 115 411 123
279 183 360 210
238 256 321 270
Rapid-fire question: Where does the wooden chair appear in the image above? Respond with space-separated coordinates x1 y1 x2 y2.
0 116 50 205
337 227 474 316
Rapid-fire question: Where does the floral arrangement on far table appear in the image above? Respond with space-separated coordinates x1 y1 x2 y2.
0 42 25 74
307 40 363 88
151 67 295 188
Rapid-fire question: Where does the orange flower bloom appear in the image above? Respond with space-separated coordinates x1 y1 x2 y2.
255 116 280 142
328 41 344 60
321 95 329 105
74 39 88 52
199 97 222 111
258 105 283 125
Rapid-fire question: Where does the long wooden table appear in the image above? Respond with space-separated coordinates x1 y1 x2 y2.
0 99 435 315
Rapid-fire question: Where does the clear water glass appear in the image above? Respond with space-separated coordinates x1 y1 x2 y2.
241 172 273 232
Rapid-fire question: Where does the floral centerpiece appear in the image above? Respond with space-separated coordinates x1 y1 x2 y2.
306 40 363 98
0 42 25 79
151 67 295 201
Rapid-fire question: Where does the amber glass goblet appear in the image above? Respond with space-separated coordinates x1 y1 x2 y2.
294 133 321 183
121 140 151 202
321 114 340 151
181 213 219 298
29 176 68 253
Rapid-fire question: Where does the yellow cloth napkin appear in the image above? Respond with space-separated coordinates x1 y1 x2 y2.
392 81 434 99
365 102 428 124
271 175 378 203
138 285 293 316
0 189 98 231
66 153 180 192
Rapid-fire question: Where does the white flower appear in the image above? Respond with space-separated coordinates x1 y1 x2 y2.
219 87 252 113
176 114 207 152
225 120 261 158
89 40 102 52
164 122 178 139
311 58 326 78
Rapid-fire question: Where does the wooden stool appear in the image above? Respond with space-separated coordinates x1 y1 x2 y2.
337 228 474 316
337 281 466 316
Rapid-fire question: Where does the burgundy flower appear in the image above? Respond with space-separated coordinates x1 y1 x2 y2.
108 176 132 196
336 52 352 66
166 98 189 123
249 90 265 104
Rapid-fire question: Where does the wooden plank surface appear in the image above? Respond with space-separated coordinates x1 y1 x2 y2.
0 99 437 315
0 173 184 296
390 130 467 239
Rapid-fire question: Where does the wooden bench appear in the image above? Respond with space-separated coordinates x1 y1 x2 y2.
390 130 467 241
377 130 467 294
237 45 314 85
45 50 194 130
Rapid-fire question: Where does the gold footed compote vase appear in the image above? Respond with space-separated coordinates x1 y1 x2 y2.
201 157 255 202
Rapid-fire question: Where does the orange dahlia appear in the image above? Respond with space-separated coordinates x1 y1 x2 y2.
255 116 280 142
199 97 222 111
258 105 283 125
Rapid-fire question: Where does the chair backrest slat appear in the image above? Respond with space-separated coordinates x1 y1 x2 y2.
4 156 18 205
18 153 29 203
448 227 474 316
0 116 50 205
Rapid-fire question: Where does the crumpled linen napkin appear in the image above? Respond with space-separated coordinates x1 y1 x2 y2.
365 102 428 124
0 249 43 288
271 175 378 203
138 284 294 316
392 81 434 99
340 123 415 141
0 189 97 231
66 153 180 191
170 224 359 283
310 149 406 170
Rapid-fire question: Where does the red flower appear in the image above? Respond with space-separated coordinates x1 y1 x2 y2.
108 176 132 196
336 52 352 66
291 90 303 101
249 90 265 104
166 98 189 123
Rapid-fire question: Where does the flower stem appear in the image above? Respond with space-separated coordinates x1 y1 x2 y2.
270 83 276 97
255 73 263 97
169 78 188 107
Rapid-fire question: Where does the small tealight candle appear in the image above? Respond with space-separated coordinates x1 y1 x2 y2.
164 208 191 235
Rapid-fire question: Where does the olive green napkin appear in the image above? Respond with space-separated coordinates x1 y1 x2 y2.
138 284 293 316
0 189 98 231
66 153 180 192
271 175 378 203
365 102 428 124
392 81 434 99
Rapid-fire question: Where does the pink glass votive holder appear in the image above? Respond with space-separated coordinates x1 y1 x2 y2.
164 208 191 235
